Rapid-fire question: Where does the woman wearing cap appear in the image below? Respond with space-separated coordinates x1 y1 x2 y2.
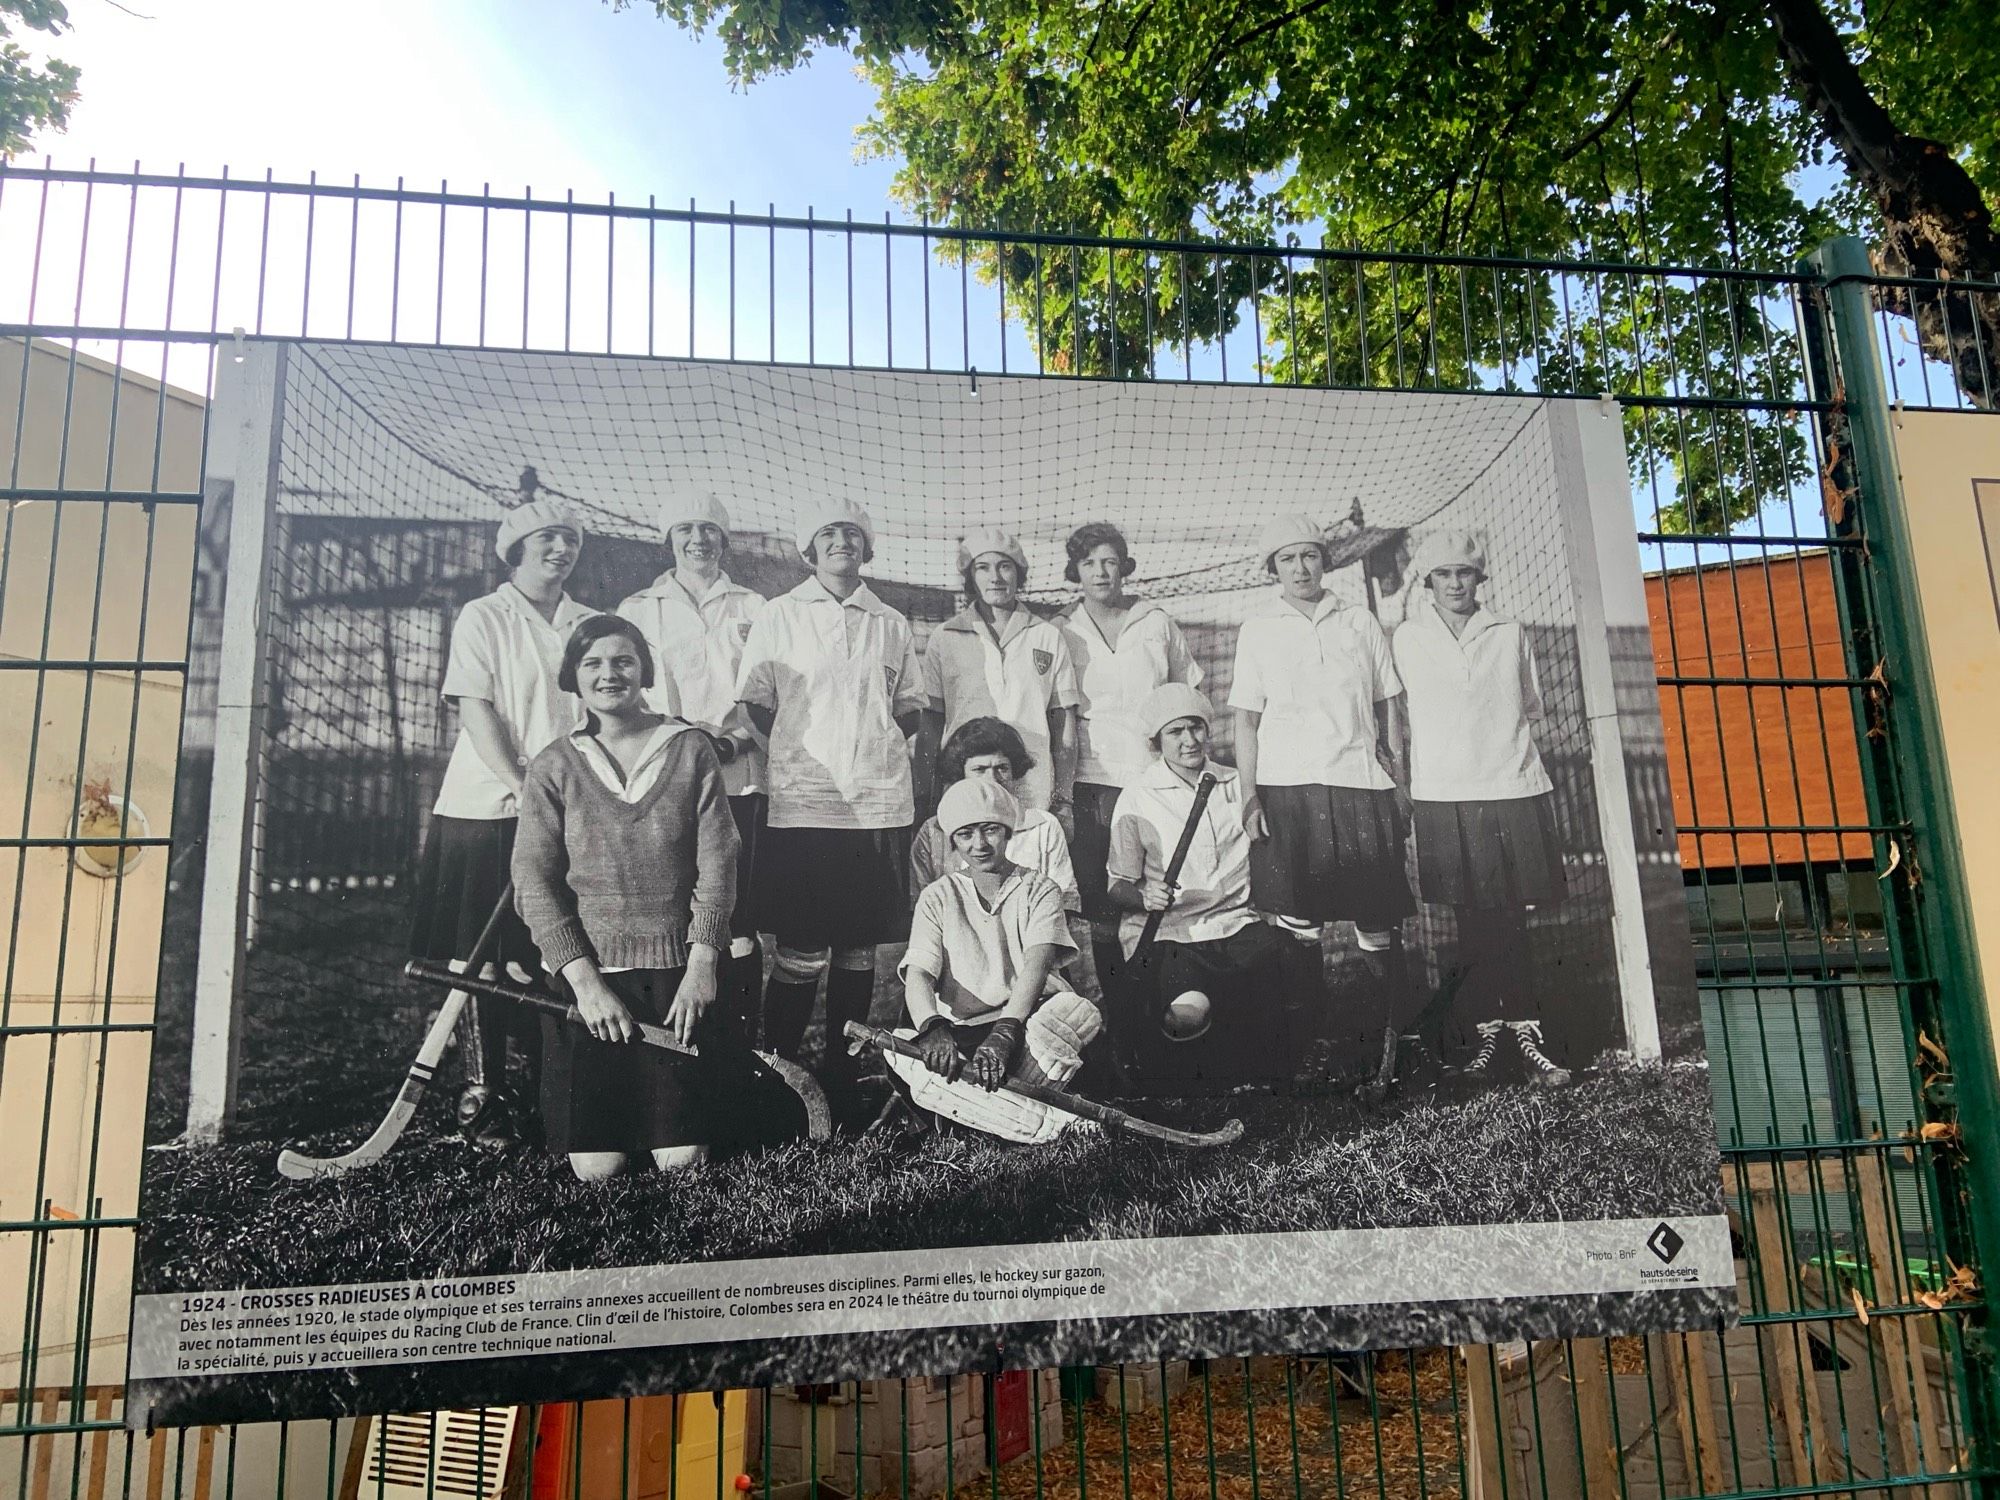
512 614 741 1180
618 490 768 1014
1229 513 1413 1066
1104 684 1296 1088
736 501 925 1112
1053 521 1204 990
408 498 594 1150
919 528 1079 819
908 716 1097 998
1394 532 1569 1085
901 777 1101 1094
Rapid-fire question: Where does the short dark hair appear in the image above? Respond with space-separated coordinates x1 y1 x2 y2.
939 717 1036 784
959 554 1026 601
557 614 656 694
1065 522 1135 583
1263 539 1331 576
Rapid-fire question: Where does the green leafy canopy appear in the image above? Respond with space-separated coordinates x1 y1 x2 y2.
1 0 75 159
634 0 2000 530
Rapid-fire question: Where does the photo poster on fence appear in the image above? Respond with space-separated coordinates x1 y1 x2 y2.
126 340 1732 1428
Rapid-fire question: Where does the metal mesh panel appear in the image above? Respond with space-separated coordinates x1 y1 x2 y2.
2 163 1995 1500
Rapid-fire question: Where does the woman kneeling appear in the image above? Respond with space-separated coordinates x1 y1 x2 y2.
900 778 1101 1102
513 614 742 1180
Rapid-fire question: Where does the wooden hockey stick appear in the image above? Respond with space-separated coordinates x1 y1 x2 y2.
1138 770 1217 1033
275 885 517 1181
844 1021 1244 1148
409 961 833 1141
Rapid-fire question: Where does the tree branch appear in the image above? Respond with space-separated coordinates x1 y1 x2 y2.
1765 0 1999 400
1177 0 1340 120
1552 71 1646 167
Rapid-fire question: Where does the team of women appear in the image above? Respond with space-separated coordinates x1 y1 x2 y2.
408 493 1570 1180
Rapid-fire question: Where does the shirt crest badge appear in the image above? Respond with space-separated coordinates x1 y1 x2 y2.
736 620 753 641
1032 649 1052 676
884 664 900 695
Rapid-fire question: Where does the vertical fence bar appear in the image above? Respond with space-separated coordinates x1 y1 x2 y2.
1807 232 2000 1477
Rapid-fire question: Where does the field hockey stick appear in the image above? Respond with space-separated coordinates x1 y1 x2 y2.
407 961 832 1141
844 1021 1244 1149
276 884 517 1181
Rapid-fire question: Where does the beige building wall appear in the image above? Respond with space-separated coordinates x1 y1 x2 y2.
1888 408 2000 1042
0 337 204 1395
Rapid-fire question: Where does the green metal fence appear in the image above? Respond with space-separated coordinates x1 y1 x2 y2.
1 162 1996 1500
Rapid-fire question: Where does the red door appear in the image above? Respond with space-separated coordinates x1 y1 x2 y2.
990 1371 1032 1467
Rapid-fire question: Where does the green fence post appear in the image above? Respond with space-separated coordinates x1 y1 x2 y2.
1806 233 2000 1481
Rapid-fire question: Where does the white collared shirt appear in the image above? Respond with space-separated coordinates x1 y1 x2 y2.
618 569 767 797
911 807 1080 912
1392 601 1554 801
919 604 1080 811
433 584 595 820
569 720 690 804
736 576 925 830
1106 760 1259 955
1055 598 1204 788
1228 591 1400 790
899 864 1076 1023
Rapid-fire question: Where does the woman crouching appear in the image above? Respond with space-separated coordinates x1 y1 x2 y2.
512 614 742 1180
900 778 1101 1096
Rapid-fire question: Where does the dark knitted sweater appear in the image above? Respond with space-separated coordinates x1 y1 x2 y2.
512 728 739 973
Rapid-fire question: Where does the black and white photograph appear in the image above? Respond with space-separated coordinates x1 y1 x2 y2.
129 341 1731 1430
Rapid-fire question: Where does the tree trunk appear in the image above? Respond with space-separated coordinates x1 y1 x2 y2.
1767 0 2000 405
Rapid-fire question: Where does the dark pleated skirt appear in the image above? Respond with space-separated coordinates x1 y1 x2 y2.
1121 921 1300 1093
1069 781 1123 923
1249 783 1415 929
406 814 539 970
1412 793 1566 909
753 824 913 947
539 967 743 1154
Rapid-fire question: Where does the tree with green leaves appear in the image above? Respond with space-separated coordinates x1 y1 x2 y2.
1 0 75 159
634 0 1998 528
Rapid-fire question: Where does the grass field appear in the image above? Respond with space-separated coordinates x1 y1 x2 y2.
140 889 1722 1310
137 1055 1720 1291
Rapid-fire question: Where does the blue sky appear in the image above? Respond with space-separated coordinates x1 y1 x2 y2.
42 0 901 216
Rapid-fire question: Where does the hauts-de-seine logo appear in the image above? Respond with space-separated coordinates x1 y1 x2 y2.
1646 1222 1685 1265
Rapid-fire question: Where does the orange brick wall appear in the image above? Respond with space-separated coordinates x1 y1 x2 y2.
1647 551 1874 871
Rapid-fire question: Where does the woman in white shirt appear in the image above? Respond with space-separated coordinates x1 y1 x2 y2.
407 499 594 1150
617 489 768 1018
1228 513 1414 1068
919 527 1080 817
735 500 925 1117
1393 531 1568 1085
1052 522 1204 990
1104 684 1297 1090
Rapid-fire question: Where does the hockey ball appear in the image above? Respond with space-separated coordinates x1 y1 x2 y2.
1163 989 1212 1041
